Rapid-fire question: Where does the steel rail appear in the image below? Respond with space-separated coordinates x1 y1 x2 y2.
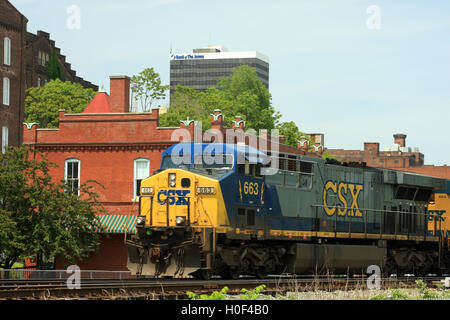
0 276 442 300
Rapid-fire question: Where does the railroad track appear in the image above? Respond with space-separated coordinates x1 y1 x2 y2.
0 276 443 300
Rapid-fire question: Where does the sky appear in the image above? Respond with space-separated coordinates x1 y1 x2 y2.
11 0 450 165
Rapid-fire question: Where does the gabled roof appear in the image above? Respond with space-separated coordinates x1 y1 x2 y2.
2 0 28 20
82 92 111 113
0 0 28 29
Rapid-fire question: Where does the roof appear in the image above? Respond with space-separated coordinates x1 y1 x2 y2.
162 143 265 158
93 214 136 234
82 92 111 113
1 0 28 23
170 50 270 64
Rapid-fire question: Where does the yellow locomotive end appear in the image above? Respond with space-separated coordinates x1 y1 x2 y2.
127 168 229 278
139 169 228 228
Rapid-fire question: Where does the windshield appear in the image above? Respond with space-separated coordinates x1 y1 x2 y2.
161 154 234 174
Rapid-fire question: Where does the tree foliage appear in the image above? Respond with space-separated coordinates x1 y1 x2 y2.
25 79 96 128
131 67 169 112
160 65 280 132
0 146 105 269
277 121 311 148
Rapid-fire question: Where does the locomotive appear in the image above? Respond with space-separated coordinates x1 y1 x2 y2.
126 143 449 279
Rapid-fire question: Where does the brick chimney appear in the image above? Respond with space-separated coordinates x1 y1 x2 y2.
297 136 309 151
393 133 406 147
109 76 130 113
232 116 245 130
364 142 379 155
179 118 195 141
312 143 323 155
210 109 224 132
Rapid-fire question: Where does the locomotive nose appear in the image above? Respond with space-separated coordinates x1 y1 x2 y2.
143 170 195 227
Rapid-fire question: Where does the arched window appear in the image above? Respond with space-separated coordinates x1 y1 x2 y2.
65 158 80 195
4 37 11 66
2 77 9 106
134 158 150 198
1 126 8 154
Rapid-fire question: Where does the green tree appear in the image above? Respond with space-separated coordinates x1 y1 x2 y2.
25 79 96 128
0 146 105 270
161 65 280 132
47 50 64 81
216 65 280 131
277 121 311 148
131 67 169 112
158 85 218 130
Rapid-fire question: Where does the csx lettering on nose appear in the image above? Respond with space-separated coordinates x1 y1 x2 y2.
157 190 190 205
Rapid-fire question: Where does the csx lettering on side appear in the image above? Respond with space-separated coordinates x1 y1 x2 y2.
323 181 363 217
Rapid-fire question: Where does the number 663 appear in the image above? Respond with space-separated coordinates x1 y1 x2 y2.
244 182 259 195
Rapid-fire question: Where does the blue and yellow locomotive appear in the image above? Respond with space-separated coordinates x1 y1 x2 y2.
126 143 448 279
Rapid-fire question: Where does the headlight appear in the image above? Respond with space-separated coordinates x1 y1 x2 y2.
136 216 146 225
169 173 176 187
196 187 215 194
141 187 154 195
176 216 186 226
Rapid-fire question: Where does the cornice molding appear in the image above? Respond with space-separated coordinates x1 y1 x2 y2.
24 142 175 152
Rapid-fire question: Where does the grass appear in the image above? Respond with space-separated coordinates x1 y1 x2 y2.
185 280 450 300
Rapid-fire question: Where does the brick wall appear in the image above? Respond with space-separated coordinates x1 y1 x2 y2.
55 234 129 271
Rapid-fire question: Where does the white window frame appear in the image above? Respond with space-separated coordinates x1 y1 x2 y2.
1 126 8 154
3 77 10 106
4 37 11 66
133 158 150 199
64 158 81 196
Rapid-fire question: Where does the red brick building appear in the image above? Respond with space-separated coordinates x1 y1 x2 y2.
326 133 450 184
0 0 27 151
326 134 424 169
24 75 316 271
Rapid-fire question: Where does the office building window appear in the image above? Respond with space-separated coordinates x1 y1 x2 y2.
65 158 80 195
1 126 8 154
134 158 150 198
3 77 10 106
4 37 11 66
